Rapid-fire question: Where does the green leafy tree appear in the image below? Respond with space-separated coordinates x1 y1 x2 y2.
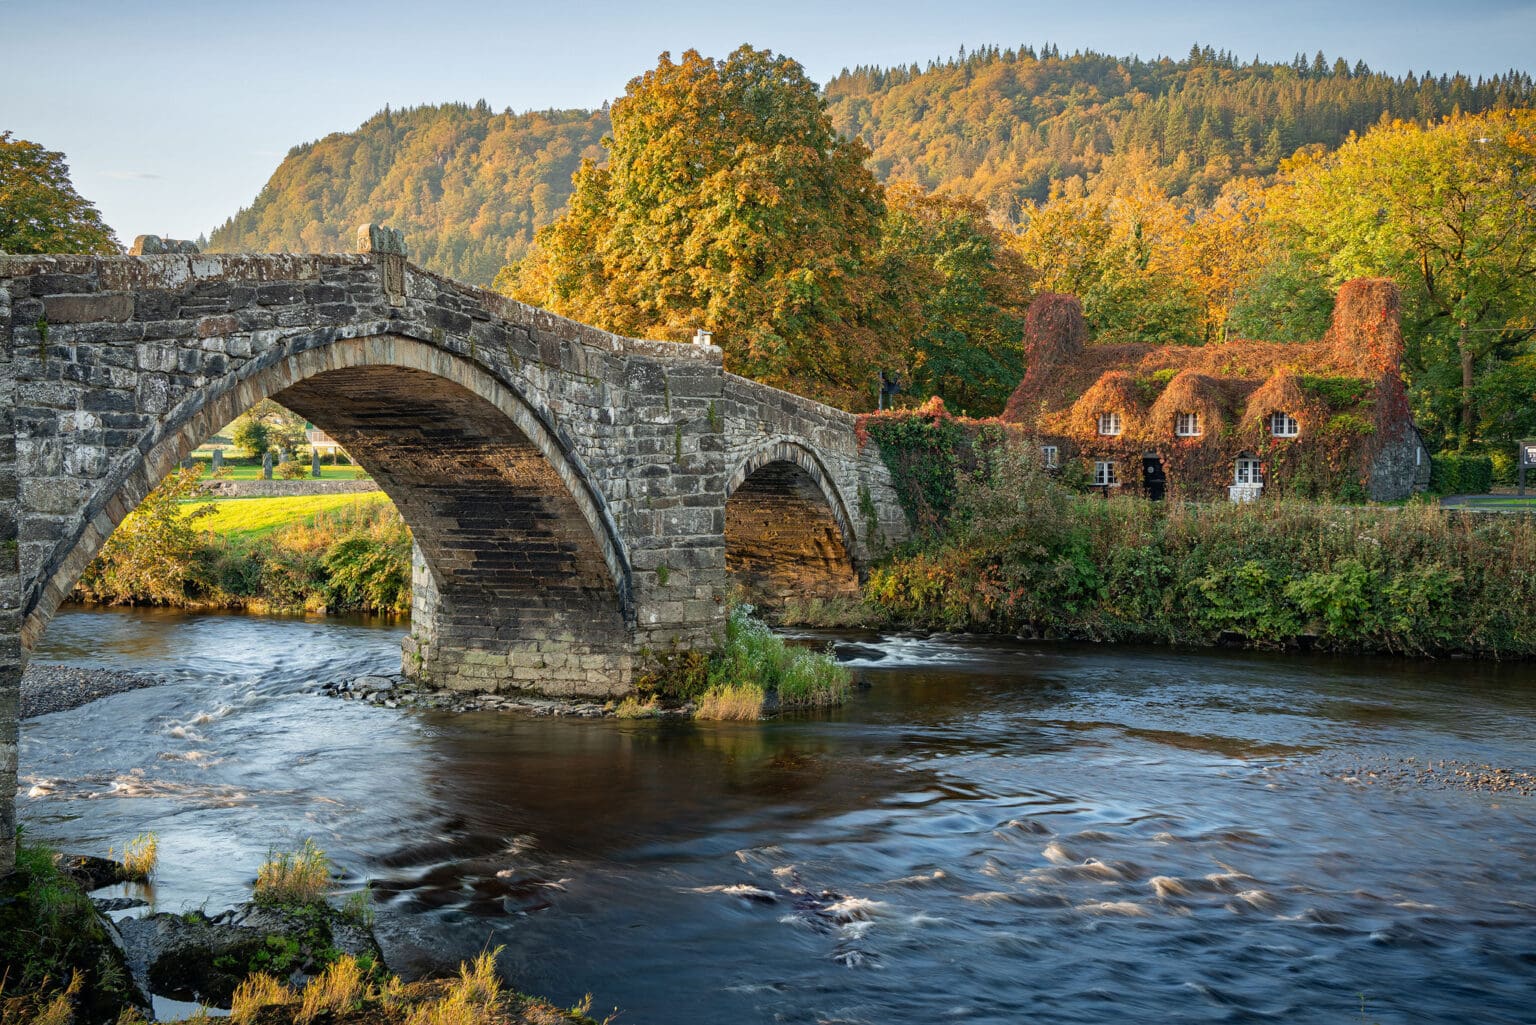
878 182 1032 415
0 132 119 255
231 417 271 458
506 46 901 407
1268 111 1536 445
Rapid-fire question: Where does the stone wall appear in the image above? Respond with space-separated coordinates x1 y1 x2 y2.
202 478 380 498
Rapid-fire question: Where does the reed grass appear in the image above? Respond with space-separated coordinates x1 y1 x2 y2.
694 683 766 721
253 839 333 907
117 832 158 883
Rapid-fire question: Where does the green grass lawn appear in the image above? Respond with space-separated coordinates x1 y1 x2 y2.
188 493 394 541
1441 494 1536 511
185 454 370 480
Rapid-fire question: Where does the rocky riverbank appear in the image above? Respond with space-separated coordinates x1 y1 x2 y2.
318 672 691 718
21 663 164 719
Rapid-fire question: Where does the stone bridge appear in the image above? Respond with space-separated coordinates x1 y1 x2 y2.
0 231 910 870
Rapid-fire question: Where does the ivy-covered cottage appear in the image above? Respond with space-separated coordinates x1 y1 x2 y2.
1000 279 1431 502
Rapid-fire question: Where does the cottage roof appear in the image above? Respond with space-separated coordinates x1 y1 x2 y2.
1001 279 1405 439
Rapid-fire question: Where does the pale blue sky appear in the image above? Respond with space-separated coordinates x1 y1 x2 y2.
4 0 1533 242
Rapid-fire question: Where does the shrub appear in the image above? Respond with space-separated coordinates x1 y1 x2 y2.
695 683 766 721
254 839 333 907
703 605 852 713
775 648 851 709
866 444 1536 657
75 466 215 606
275 460 309 480
1430 454 1493 495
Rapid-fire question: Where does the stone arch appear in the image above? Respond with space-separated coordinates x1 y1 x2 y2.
21 335 634 688
724 440 861 611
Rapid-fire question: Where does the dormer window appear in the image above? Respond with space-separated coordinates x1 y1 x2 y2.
1097 412 1122 436
1269 412 1299 438
1175 412 1201 437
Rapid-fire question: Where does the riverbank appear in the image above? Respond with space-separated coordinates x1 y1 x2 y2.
854 444 1536 658
20 664 164 719
72 468 410 615
1 833 601 1025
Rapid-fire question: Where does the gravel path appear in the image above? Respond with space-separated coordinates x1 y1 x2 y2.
21 664 165 719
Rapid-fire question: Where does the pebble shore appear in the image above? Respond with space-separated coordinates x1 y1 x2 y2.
1324 755 1536 797
20 664 164 720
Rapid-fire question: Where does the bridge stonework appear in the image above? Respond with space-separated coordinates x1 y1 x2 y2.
0 245 908 870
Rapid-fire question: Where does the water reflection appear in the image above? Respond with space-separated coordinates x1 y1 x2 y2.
21 608 1536 1024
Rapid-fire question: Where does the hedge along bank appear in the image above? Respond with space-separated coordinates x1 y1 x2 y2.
860 445 1536 657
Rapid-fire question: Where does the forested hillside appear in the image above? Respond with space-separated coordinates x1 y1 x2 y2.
208 102 607 284
208 45 1533 286
823 44 1535 218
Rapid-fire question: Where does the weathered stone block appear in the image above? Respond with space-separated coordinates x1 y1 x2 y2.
43 294 134 324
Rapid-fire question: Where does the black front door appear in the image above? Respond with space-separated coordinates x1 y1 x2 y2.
1143 456 1166 500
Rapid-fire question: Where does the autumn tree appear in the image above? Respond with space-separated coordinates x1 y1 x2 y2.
877 182 1033 415
505 46 899 406
1268 111 1536 446
0 132 119 255
1008 174 1204 346
75 467 214 605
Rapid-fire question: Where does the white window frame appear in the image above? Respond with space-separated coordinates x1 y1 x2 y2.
1097 412 1122 436
1235 457 1263 486
1041 445 1059 469
1269 412 1299 438
1174 412 1201 437
1094 460 1118 487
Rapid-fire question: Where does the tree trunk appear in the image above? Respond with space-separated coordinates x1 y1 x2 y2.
1460 325 1475 444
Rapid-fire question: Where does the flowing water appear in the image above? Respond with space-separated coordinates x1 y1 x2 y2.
19 607 1536 1024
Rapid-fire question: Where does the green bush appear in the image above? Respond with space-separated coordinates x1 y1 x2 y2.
77 481 413 614
1430 454 1493 495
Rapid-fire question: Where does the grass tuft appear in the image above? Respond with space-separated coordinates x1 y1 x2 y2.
296 954 367 1024
694 683 766 721
118 832 158 882
612 696 660 719
230 972 293 1023
400 948 505 1025
254 839 333 907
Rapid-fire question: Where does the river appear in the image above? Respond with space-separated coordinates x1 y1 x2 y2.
18 607 1536 1024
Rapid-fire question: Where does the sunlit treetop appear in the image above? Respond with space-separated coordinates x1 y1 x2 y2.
0 132 120 256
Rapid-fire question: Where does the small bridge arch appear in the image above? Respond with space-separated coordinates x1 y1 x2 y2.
725 439 863 610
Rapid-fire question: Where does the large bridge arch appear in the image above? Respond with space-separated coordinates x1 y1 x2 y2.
19 333 636 693
724 439 862 611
